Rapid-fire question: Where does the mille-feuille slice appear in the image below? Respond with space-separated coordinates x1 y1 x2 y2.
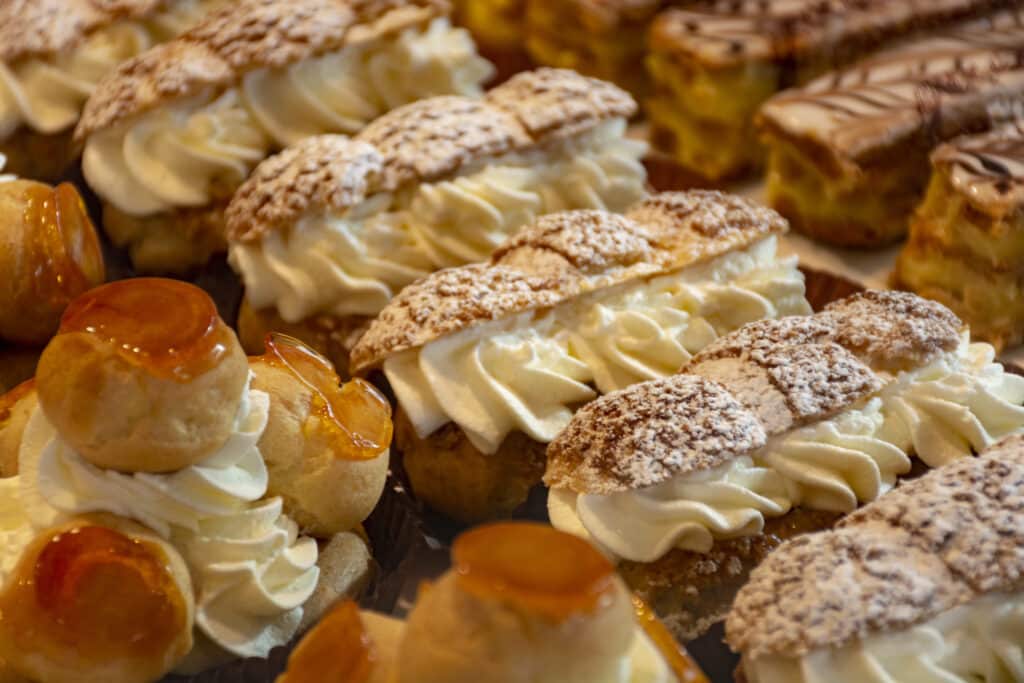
348 191 810 523
896 121 1024 351
227 68 645 377
74 0 495 274
0 0 226 181
759 8 1024 248
645 0 1011 183
728 434 1024 683
546 290 1024 641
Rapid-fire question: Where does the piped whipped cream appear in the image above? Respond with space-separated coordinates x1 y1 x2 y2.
10 375 319 660
386 235 809 454
0 0 221 140
229 119 648 321
551 335 1024 564
743 593 1024 683
82 17 494 216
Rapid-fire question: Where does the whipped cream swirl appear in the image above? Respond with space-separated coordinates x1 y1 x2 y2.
386 236 808 454
83 17 494 216
229 120 648 322
0 0 221 140
13 376 319 659
743 593 1024 683
551 337 1024 564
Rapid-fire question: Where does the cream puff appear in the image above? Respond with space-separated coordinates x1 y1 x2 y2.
277 523 708 683
728 434 1024 682
75 0 495 274
0 379 35 477
226 68 644 374
350 191 810 522
547 290 1024 640
0 0 226 181
3 277 390 679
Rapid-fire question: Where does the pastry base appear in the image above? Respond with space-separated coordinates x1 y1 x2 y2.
394 408 547 524
618 507 842 642
0 127 79 183
237 297 371 379
101 199 229 275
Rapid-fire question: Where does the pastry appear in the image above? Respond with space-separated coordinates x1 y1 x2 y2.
1 277 391 679
546 290 1024 640
277 523 709 683
895 121 1024 350
0 379 35 478
226 68 645 374
453 0 531 80
758 8 1024 247
525 0 667 96
75 0 495 274
727 433 1024 682
645 0 1010 183
0 0 225 181
350 191 810 522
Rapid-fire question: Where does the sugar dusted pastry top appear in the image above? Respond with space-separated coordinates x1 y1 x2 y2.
225 69 637 242
649 0 999 68
350 191 788 371
74 0 448 139
726 436 1024 660
932 120 1024 218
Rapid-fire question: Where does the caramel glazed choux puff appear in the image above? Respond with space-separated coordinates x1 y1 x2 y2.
74 0 495 275
545 290 1024 642
0 0 227 182
0 158 106 393
276 523 710 683
349 190 812 523
0 277 393 683
226 67 646 377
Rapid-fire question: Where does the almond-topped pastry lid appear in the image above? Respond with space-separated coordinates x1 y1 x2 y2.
648 0 999 68
74 0 448 140
757 9 1024 167
545 374 768 495
725 439 1024 660
931 120 1024 219
349 190 788 371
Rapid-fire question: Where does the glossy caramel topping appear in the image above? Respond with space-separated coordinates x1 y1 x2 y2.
0 524 186 661
21 182 105 311
262 334 392 460
453 522 616 621
277 601 376 683
59 278 232 382
633 597 709 683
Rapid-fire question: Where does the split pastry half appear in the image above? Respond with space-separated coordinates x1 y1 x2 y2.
645 0 1008 183
75 0 494 273
226 68 645 376
0 0 224 180
728 433 1024 683
896 121 1024 351
349 191 810 522
758 8 1024 248
546 290 1024 641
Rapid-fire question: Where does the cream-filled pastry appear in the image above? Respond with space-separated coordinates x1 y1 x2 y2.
76 0 494 274
728 434 1024 683
349 191 810 522
0 0 224 181
1 277 389 680
546 290 1024 641
226 68 644 374
277 523 708 683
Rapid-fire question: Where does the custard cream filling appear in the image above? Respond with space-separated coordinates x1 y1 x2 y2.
0 0 223 139
11 375 320 660
550 336 1024 563
82 17 494 216
385 235 810 454
742 593 1024 683
229 119 648 321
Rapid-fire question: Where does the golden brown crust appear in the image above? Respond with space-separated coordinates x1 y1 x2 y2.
0 0 106 63
0 381 36 478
